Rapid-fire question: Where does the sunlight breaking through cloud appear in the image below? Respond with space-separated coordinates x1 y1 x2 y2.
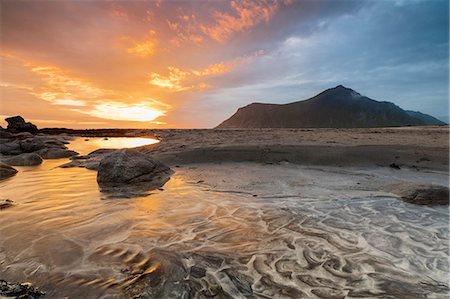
81 101 167 122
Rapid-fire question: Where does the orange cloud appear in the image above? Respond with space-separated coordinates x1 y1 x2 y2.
2 54 170 123
149 62 234 91
202 0 280 42
29 65 104 105
166 0 285 45
123 30 158 57
126 40 156 57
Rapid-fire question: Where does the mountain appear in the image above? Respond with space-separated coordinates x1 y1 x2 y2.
405 110 446 125
216 85 445 128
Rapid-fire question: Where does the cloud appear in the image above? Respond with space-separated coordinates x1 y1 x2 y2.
149 50 266 91
149 63 232 91
201 0 282 42
52 99 87 107
126 40 157 57
166 0 291 45
0 0 447 128
123 30 158 57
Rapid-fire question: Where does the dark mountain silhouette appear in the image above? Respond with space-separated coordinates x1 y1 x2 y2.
216 85 445 128
405 110 445 126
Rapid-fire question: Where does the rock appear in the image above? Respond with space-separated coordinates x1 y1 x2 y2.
12 132 34 139
0 163 18 180
19 138 47 152
0 280 45 298
124 249 193 299
36 148 78 159
96 149 172 192
1 153 43 166
388 183 449 206
389 163 401 169
0 199 15 209
0 129 14 139
59 148 117 170
5 115 38 133
0 141 22 155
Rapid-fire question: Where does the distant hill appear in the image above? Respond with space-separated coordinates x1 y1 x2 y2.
216 85 445 128
405 110 446 125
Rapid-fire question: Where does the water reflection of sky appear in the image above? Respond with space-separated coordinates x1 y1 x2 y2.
68 137 159 155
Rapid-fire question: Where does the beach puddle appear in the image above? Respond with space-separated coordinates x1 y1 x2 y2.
0 139 448 298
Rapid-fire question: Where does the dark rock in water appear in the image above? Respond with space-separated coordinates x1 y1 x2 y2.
1 152 43 166
5 115 38 133
59 148 117 170
0 141 22 155
97 149 172 193
36 148 78 159
19 138 47 152
125 249 193 299
388 183 449 205
389 163 401 169
0 199 15 209
0 162 18 180
0 279 45 298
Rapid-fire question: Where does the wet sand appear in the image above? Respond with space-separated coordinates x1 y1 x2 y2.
140 126 449 171
0 127 449 298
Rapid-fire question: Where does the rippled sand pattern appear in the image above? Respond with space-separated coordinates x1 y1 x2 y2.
0 139 448 298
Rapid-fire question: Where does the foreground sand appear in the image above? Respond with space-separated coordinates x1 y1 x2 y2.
1 129 449 298
137 126 448 171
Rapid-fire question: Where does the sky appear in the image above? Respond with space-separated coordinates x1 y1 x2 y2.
0 0 448 129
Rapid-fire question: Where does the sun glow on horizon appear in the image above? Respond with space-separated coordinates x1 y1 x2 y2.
81 102 166 122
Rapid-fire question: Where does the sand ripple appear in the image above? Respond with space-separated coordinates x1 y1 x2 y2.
0 155 448 298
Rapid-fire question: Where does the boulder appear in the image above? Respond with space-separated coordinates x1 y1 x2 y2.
0 129 13 139
36 148 78 159
0 141 22 155
5 115 38 133
1 153 43 166
97 149 172 192
19 138 47 152
388 183 449 206
12 132 34 139
0 163 18 180
124 249 192 299
59 148 116 170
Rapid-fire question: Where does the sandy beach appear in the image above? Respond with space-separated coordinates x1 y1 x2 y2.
0 126 449 298
136 126 449 171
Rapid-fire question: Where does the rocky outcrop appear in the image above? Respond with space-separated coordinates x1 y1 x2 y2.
0 121 76 162
96 149 172 192
36 148 78 159
0 280 45 298
5 116 38 133
0 163 18 180
1 153 43 166
0 141 22 155
19 138 48 152
388 183 449 205
59 148 117 170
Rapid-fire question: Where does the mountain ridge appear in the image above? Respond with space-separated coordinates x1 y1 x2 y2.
216 86 445 128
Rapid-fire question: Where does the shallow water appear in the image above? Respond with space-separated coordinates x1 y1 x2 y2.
0 138 448 298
